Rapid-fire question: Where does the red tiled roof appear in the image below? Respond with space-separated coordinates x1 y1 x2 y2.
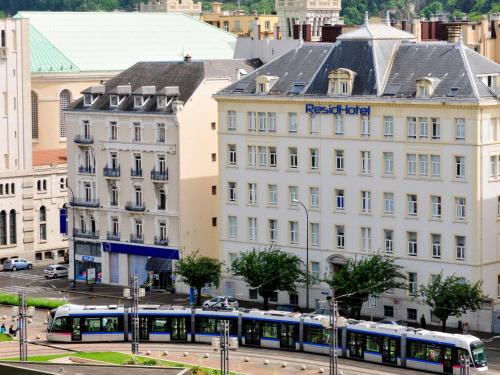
33 149 67 166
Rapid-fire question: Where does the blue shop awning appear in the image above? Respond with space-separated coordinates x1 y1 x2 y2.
102 242 179 260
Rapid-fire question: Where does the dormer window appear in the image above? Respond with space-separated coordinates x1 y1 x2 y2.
417 83 429 98
328 68 356 96
82 85 105 107
110 95 119 107
255 75 279 95
258 83 265 93
134 96 145 108
157 96 167 108
84 94 100 106
416 77 440 98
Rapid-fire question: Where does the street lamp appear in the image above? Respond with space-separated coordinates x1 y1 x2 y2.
292 198 309 311
67 186 77 289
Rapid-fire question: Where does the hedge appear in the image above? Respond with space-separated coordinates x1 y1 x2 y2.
0 293 65 310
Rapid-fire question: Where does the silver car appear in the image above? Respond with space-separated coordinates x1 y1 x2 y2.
44 265 68 279
3 258 32 271
203 296 239 309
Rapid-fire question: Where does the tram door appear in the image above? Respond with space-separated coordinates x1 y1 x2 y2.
71 317 82 341
243 320 261 346
279 323 296 349
443 346 453 374
171 317 187 341
139 316 149 340
347 331 364 359
381 337 397 364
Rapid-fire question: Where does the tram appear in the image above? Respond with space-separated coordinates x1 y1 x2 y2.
47 304 488 374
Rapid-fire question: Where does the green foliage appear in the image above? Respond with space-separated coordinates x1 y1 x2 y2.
0 333 13 342
231 246 304 310
175 251 223 306
420 273 485 331
0 293 65 309
324 254 405 319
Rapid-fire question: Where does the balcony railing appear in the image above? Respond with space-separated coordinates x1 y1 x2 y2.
151 169 168 181
107 231 120 241
131 168 143 177
130 234 144 244
125 201 146 212
73 229 99 239
157 204 166 210
74 134 94 144
154 236 169 246
78 166 96 174
103 165 120 177
70 198 100 207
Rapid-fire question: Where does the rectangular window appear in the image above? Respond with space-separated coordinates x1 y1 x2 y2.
258 146 267 167
456 236 465 260
335 115 344 135
407 117 417 139
491 156 496 178
408 232 417 256
310 114 319 133
431 155 441 177
456 118 465 140
268 185 277 205
248 112 256 132
431 195 441 218
431 233 441 258
419 155 429 176
289 221 298 243
419 117 428 138
361 227 371 251
407 194 418 216
109 121 118 141
383 152 393 175
431 118 440 139
311 223 320 246
289 293 298 305
289 186 298 206
157 123 166 143
455 156 465 178
133 122 141 142
269 147 277 167
269 219 277 242
384 116 393 137
455 197 466 220
384 192 394 214
311 261 320 279
228 182 237 202
407 154 417 176
248 183 257 204
228 216 237 238
361 151 371 174
336 225 344 248
289 113 297 133
249 289 258 300
407 308 417 321
335 150 344 172
228 144 237 165
289 147 298 168
384 229 393 253
310 187 319 208
408 273 417 296
268 112 276 132
228 111 236 130
336 189 345 210
310 148 319 169
247 146 257 167
384 305 394 317
361 116 370 136
248 217 257 241
258 112 267 132
361 191 372 213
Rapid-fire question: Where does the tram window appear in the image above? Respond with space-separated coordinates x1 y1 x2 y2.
304 325 323 344
51 317 69 332
426 344 441 362
408 340 441 362
152 317 168 332
408 341 426 360
102 316 120 332
196 317 238 335
83 318 101 332
366 335 380 353
262 322 278 338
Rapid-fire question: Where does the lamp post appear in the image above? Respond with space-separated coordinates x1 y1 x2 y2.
67 186 77 289
293 199 309 311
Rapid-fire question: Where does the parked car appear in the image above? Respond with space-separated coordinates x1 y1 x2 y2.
275 304 301 313
44 265 69 279
378 319 408 326
203 296 239 309
3 258 32 271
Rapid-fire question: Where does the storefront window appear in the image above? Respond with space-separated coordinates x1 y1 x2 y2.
75 260 102 283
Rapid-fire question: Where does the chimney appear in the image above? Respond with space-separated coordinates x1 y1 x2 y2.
253 17 261 40
210 2 221 13
302 22 312 42
184 54 192 62
401 20 407 32
321 24 342 42
413 16 422 42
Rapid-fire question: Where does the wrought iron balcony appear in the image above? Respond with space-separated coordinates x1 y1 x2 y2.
154 236 169 246
103 165 120 178
151 169 168 181
74 134 94 144
73 229 99 239
78 166 96 174
125 201 145 212
70 198 100 207
130 234 144 244
107 231 120 241
131 168 143 177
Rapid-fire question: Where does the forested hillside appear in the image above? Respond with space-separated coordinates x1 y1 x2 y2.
1 0 499 24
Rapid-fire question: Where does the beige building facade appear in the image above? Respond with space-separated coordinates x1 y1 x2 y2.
140 0 202 18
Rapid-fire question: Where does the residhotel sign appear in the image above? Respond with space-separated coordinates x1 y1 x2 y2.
305 104 371 116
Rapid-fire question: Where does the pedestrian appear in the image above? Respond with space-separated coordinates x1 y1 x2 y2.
463 321 469 334
8 325 15 337
420 314 427 329
0 323 5 334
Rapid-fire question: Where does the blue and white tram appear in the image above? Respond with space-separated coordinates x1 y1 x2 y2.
47 304 488 374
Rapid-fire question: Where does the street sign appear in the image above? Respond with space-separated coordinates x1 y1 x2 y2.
87 268 96 285
368 295 377 309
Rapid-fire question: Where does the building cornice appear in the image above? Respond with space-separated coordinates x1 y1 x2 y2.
31 71 119 83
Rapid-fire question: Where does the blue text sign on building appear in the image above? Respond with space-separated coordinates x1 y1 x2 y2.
305 104 370 116
82 255 95 262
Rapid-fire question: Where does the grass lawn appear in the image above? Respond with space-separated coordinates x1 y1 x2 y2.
0 333 13 342
0 293 65 309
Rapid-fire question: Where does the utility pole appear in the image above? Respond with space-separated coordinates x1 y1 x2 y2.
220 320 230 375
327 296 338 375
18 291 30 362
130 274 140 355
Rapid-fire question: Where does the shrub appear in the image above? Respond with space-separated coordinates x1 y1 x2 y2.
141 358 158 366
0 293 65 309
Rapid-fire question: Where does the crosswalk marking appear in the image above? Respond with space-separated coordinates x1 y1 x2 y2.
0 272 46 281
0 285 46 294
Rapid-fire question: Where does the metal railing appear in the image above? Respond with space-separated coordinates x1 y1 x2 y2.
107 231 120 241
131 168 143 177
73 229 99 239
130 234 144 244
78 166 96 174
151 169 168 181
74 134 94 144
103 165 120 177
125 201 146 211
154 236 169 246
70 198 100 207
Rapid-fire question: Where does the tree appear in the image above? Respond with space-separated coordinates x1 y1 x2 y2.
231 246 304 310
324 254 405 319
420 273 485 332
175 251 223 306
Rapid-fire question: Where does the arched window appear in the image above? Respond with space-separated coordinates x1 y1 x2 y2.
39 206 46 222
59 89 71 138
90 216 96 234
0 211 6 245
80 215 86 233
10 183 14 195
39 206 47 241
9 210 16 244
43 179 47 191
31 91 39 139
5 184 8 195
37 180 41 191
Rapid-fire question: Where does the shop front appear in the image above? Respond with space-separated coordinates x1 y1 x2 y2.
74 242 102 283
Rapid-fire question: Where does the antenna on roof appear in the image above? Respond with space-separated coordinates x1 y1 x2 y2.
364 11 369 26
386 11 391 26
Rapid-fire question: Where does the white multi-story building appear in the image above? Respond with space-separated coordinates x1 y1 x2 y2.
65 60 258 287
275 0 342 40
216 22 500 331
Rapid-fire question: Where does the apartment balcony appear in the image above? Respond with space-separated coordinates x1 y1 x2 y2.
103 165 120 178
131 168 143 177
78 166 96 174
73 229 99 239
107 231 120 241
154 236 169 246
125 201 146 212
70 198 100 207
130 234 144 244
151 169 168 182
74 134 94 144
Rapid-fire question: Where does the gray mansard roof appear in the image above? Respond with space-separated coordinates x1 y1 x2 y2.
69 59 261 113
218 34 500 102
